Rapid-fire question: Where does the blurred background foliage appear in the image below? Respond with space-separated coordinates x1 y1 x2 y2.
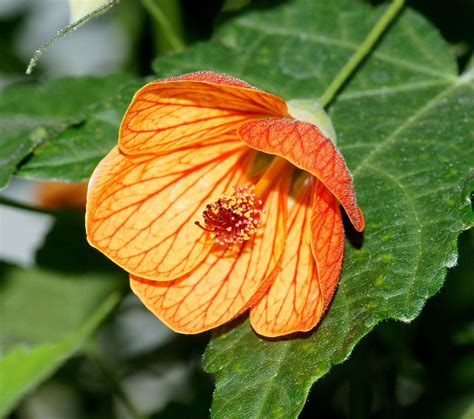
0 0 472 418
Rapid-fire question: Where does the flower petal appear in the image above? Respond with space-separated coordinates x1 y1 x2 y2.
250 177 324 337
129 174 291 334
238 119 364 231
120 74 288 156
311 180 345 310
86 140 253 281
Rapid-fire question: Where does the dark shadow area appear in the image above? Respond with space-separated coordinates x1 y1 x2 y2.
182 0 226 41
0 14 25 75
216 0 291 27
0 261 12 292
342 210 365 250
35 210 119 274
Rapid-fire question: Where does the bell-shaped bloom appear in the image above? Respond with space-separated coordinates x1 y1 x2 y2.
86 71 364 337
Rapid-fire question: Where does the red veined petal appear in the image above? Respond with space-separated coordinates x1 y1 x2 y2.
311 179 345 310
250 177 324 336
129 174 291 334
119 76 288 155
238 119 364 232
86 140 254 281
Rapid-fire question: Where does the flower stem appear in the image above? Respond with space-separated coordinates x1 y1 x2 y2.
142 0 185 51
26 0 119 75
318 0 405 108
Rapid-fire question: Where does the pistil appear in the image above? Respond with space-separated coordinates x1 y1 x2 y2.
196 156 293 246
195 185 263 246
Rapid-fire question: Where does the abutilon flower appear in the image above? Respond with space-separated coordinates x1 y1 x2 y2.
86 71 364 337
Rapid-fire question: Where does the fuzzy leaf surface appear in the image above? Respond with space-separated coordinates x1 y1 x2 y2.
151 0 474 417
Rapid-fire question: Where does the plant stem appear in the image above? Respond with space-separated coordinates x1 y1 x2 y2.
318 0 405 108
85 342 147 419
142 0 185 51
26 0 119 75
0 196 56 216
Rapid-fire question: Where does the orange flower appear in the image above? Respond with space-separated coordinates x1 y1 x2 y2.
86 72 364 337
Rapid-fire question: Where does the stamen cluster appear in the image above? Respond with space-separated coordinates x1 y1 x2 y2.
196 185 263 246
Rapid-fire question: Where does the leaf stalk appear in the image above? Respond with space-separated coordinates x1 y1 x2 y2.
318 0 406 107
26 0 120 75
141 0 186 51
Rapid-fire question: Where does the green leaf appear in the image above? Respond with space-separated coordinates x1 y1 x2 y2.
0 74 139 188
151 0 474 417
0 266 123 416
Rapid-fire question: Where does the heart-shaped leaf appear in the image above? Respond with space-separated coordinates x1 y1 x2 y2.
151 0 473 417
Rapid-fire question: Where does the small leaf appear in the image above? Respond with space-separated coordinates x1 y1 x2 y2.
0 266 123 416
0 74 139 188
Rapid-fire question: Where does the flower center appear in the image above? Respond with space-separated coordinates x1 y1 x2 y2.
195 185 263 246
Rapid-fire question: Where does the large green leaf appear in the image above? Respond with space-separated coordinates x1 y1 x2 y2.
151 0 473 417
0 267 123 416
0 74 139 188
